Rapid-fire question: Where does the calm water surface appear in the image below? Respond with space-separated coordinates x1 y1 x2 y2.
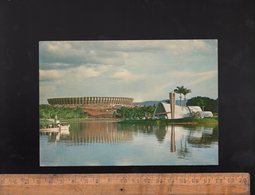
40 120 218 166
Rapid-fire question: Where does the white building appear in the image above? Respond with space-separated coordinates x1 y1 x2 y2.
153 102 213 119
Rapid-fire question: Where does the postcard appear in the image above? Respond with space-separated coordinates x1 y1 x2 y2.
39 40 218 166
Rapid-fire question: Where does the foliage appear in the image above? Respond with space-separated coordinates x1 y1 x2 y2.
39 104 88 119
116 106 156 120
182 87 192 106
174 86 185 105
168 117 218 124
174 86 191 106
119 117 218 125
186 96 218 113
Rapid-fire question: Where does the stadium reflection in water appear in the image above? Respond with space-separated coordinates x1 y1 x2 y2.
40 121 218 166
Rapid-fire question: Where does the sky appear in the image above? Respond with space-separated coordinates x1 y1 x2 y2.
39 40 218 104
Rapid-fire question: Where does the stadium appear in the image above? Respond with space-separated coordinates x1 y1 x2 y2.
48 97 133 106
47 97 134 118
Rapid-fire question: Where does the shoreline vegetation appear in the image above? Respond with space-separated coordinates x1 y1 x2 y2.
118 117 218 125
63 117 218 126
39 103 218 125
41 117 218 125
40 104 88 120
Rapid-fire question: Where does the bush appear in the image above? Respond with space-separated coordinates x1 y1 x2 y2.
116 106 156 119
186 96 218 113
39 104 87 119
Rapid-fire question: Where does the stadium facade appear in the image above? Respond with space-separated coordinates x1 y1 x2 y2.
47 97 133 106
47 97 134 118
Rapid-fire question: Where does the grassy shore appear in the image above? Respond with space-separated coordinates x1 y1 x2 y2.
61 117 218 125
63 118 119 122
118 117 218 125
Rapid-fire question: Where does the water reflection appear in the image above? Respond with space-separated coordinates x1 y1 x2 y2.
41 121 218 148
40 121 218 165
154 125 167 143
40 131 70 143
186 126 218 148
41 121 134 144
178 135 191 159
170 125 176 152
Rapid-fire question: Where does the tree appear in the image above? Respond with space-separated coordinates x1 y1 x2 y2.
116 105 156 120
182 88 192 106
174 86 185 106
186 96 218 113
39 105 87 119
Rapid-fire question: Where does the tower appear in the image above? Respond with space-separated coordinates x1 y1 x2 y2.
169 92 176 119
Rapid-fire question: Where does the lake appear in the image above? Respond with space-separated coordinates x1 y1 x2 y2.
40 120 218 166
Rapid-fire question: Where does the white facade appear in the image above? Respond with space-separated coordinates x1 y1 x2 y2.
153 102 213 119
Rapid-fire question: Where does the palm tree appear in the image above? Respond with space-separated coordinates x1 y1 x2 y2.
174 86 185 106
182 88 192 106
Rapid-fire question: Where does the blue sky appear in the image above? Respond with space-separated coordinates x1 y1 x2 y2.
39 40 218 104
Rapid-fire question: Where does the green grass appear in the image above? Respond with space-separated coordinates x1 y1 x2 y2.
167 117 218 124
118 117 218 125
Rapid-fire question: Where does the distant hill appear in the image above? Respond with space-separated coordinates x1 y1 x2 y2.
133 101 160 106
134 100 183 106
134 97 217 107
161 99 183 106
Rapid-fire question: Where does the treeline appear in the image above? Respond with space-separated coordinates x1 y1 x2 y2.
116 106 156 120
186 96 218 113
39 104 87 119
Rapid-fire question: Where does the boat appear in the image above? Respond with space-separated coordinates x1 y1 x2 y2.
40 117 70 134
40 122 70 133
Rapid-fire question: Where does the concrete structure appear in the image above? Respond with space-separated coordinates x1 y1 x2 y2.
153 92 213 119
48 97 133 106
153 102 197 119
169 92 176 119
153 102 213 119
47 97 134 118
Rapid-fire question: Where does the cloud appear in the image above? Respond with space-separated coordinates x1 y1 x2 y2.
128 70 217 101
40 65 108 82
97 40 212 53
39 84 58 102
39 40 218 103
68 65 107 79
154 70 217 92
39 41 127 70
40 69 63 81
187 71 217 86
166 70 217 84
112 69 132 79
39 40 215 70
111 40 214 55
111 69 146 84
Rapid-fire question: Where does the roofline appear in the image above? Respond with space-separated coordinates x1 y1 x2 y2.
47 96 134 100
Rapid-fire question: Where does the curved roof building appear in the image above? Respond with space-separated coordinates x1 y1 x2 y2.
47 97 133 106
153 102 203 119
